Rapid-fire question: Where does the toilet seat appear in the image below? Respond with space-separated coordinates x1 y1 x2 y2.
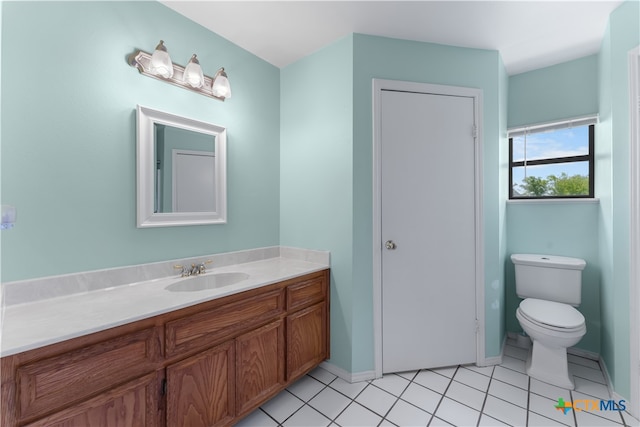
519 298 585 332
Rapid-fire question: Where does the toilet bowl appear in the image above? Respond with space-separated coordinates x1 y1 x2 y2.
511 254 587 390
516 298 586 389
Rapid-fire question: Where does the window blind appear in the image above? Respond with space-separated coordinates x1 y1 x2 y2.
508 114 599 138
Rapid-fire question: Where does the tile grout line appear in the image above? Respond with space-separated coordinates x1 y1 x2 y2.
525 376 531 427
262 355 620 427
371 369 450 423
274 388 309 427
426 366 458 426
476 366 492 427
326 375 377 427
259 407 281 426
324 374 370 427
371 373 413 427
387 370 422 423
569 388 579 427
281 375 344 427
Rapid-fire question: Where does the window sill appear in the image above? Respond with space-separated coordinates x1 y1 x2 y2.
507 198 600 205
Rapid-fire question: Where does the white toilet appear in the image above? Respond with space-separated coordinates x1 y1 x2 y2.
511 254 587 390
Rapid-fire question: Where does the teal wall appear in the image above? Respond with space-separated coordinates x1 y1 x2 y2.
597 0 639 401
1 1 281 282
281 34 506 374
506 0 639 400
351 35 507 365
280 35 355 372
2 1 636 397
505 202 601 353
505 55 601 355
508 55 599 128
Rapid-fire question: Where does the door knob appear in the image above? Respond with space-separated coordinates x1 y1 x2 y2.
385 240 397 250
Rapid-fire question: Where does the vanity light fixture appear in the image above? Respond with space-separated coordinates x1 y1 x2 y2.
211 68 232 99
128 40 231 101
183 54 204 88
149 40 173 78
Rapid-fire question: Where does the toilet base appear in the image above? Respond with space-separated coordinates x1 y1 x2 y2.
525 341 575 390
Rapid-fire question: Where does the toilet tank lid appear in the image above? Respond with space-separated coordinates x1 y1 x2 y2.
511 254 586 270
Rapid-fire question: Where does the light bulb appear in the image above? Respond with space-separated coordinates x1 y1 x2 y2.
183 54 204 88
149 40 173 79
212 68 231 99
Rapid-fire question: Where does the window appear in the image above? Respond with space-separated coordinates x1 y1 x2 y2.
509 118 596 199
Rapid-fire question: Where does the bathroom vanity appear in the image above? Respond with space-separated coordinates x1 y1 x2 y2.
0 250 330 427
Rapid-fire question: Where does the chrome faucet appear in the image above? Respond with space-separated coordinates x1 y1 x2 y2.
174 260 212 277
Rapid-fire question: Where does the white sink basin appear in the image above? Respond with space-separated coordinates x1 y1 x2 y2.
165 272 249 292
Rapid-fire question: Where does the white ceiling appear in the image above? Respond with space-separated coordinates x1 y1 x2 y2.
161 0 622 75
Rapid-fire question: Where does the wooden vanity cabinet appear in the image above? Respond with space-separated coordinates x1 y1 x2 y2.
0 322 164 427
287 302 327 381
166 341 236 427
23 372 163 427
1 269 329 427
235 319 285 417
285 274 329 382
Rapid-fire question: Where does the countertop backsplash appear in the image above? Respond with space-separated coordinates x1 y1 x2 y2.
2 246 329 307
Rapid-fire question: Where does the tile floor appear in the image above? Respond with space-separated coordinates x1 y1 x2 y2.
236 341 640 427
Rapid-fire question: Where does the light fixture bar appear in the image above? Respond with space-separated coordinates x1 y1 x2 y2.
128 49 227 101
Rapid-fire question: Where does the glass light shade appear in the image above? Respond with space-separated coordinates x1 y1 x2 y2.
183 54 204 88
149 41 174 79
212 68 231 99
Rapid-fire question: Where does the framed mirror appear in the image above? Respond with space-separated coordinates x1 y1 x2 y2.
136 105 227 227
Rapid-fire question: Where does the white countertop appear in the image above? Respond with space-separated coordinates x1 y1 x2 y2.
1 256 328 357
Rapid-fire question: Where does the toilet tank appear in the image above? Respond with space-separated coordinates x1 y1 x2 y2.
511 254 586 306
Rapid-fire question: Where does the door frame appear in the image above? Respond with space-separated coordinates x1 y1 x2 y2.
372 79 485 377
171 148 216 212
628 45 640 419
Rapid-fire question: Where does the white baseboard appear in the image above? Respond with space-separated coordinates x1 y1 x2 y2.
319 361 376 383
477 334 506 367
597 355 632 415
596 355 615 399
567 346 600 361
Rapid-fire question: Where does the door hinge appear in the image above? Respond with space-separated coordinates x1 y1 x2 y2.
472 125 478 139
475 319 480 333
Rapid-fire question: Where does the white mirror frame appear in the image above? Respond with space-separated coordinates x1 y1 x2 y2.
136 105 227 227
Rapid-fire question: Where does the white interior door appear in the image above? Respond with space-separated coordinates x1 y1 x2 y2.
381 89 477 373
172 149 216 212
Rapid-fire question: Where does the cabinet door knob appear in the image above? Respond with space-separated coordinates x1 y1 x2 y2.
385 240 397 250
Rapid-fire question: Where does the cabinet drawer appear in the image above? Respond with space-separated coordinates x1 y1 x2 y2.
166 289 284 358
286 274 326 311
24 372 161 427
16 327 161 422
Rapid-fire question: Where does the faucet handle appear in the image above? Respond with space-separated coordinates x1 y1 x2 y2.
196 260 213 274
174 264 191 277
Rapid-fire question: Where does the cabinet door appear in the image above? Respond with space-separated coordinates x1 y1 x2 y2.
235 320 285 416
287 302 327 381
166 341 235 427
24 372 161 427
16 327 161 422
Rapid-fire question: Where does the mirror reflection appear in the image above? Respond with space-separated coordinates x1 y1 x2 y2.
154 125 216 213
136 105 227 228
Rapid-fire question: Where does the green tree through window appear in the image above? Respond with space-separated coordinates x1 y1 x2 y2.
509 121 595 199
519 173 589 197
